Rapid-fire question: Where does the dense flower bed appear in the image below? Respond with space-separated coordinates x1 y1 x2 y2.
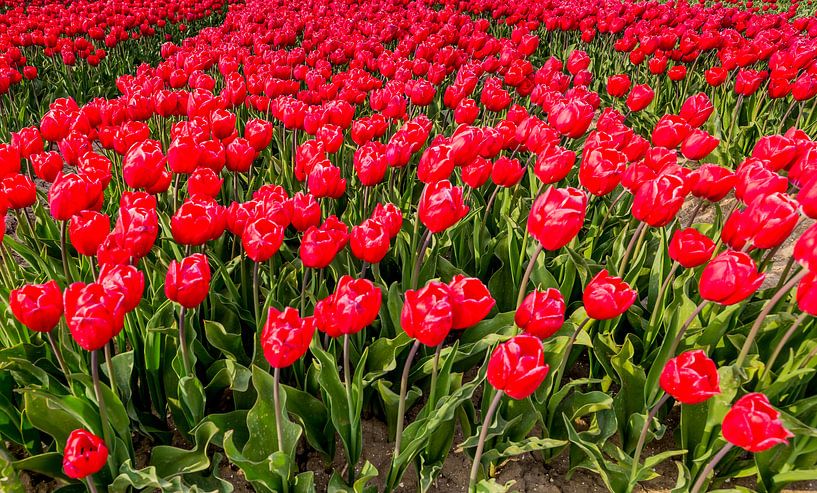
1 0 817 492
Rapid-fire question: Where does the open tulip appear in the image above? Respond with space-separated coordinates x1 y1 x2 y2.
447 275 495 329
62 429 108 480
261 307 316 368
487 334 550 400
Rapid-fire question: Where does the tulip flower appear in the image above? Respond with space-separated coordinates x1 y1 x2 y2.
515 288 566 339
631 173 688 228
63 429 108 490
448 275 495 330
691 393 792 493
69 211 110 258
700 251 764 306
165 253 211 375
668 228 716 269
626 84 654 112
583 270 637 321
679 93 714 128
350 219 390 265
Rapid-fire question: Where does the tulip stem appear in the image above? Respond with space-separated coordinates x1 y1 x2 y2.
736 269 807 368
91 350 113 455
411 229 432 290
343 334 356 483
690 443 734 493
516 243 544 309
596 189 627 234
774 255 797 292
85 477 99 493
253 262 260 326
394 340 421 457
178 306 191 377
359 261 368 278
300 267 311 314
685 199 706 228
273 367 284 454
629 393 670 485
648 261 680 340
551 317 592 393
483 186 501 222
428 344 442 409
468 390 504 491
761 312 809 384
666 300 708 359
46 331 70 388
618 221 646 275
59 220 71 283
104 343 117 397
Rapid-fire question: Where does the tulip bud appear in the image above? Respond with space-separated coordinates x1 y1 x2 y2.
515 289 566 339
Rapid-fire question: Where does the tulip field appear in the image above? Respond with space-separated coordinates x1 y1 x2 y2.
4 0 817 491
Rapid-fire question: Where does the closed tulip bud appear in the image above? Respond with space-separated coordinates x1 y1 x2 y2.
631 173 689 227
69 211 110 257
225 137 256 173
606 74 631 98
699 251 764 306
315 276 381 337
681 130 719 161
401 281 453 347
679 93 714 127
534 144 575 185
165 253 211 309
243 217 285 262
583 270 637 320
62 429 108 479
187 167 223 198
527 186 587 250
113 206 159 260
668 65 687 81
579 147 627 196
447 275 495 329
354 141 388 186
167 136 201 174
64 282 125 351
659 350 720 404
290 192 322 232
491 156 525 187
261 307 316 368
487 334 550 399
515 288 566 339
626 84 655 112
9 280 63 332
300 225 343 269
350 219 390 264
722 393 793 453
689 163 736 202
418 180 469 234
454 99 479 125
669 228 716 268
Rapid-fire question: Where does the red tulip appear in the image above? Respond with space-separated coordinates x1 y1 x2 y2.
187 168 223 198
97 264 144 313
734 160 788 205
705 67 728 87
527 186 587 250
794 224 817 272
487 334 549 400
491 156 525 187
112 206 159 260
681 130 719 161
261 307 316 368
48 173 102 222
797 272 817 316
122 140 166 190
579 147 627 196
69 211 110 257
1 174 36 209
315 276 381 337
300 220 347 269
669 228 716 268
171 195 225 246
350 219 390 264
225 138 256 173
583 270 637 320
549 99 594 139
699 251 764 306
679 93 714 128
31 152 64 182
243 217 285 262
418 180 469 234
461 156 493 189
308 162 346 199
722 393 793 453
626 84 654 112
631 173 688 227
659 350 720 405
447 275 495 329
689 164 736 202
371 202 403 238
9 281 63 332
165 254 211 309
401 281 453 347
62 429 108 479
651 115 691 149
64 282 125 351
515 288 566 339
354 141 389 186
290 192 322 232
245 119 274 151
606 74 631 98
534 144 575 185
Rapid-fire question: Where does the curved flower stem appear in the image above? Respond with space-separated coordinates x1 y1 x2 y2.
85 477 99 493
596 189 627 235
516 243 544 309
468 390 504 491
411 229 432 290
550 317 593 394
761 312 809 384
685 199 706 229
46 331 71 388
618 221 646 275
774 256 797 292
104 343 117 397
91 350 113 452
273 367 284 454
629 393 671 485
59 220 71 283
665 300 709 359
394 340 421 457
736 269 807 368
647 261 680 342
482 186 501 223
690 443 735 493
428 344 442 409
359 261 369 278
178 306 191 377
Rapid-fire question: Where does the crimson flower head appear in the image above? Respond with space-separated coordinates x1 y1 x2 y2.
606 74 631 98
9 281 63 333
315 276 381 337
626 84 654 112
371 202 403 238
64 282 125 351
447 275 495 329
679 93 714 128
527 186 587 250
97 264 144 313
794 224 817 272
515 288 566 339
689 163 736 202
165 254 211 309
631 173 689 227
491 156 525 187
69 211 110 257
722 393 793 453
579 147 627 196
243 217 285 263
418 180 469 234
534 144 575 185
171 195 226 247
583 270 637 320
659 350 720 405
261 307 316 368
401 281 453 347
699 251 764 306
48 173 102 222
62 429 108 479
669 228 716 268
350 219 390 264
300 219 347 269
797 272 817 316
487 334 550 400
651 115 691 149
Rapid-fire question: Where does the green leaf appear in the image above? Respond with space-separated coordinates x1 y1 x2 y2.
149 420 219 478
